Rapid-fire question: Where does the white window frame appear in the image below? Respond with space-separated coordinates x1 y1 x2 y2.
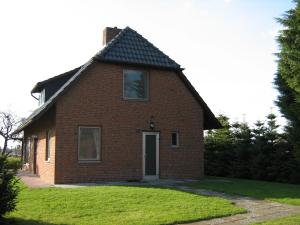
123 70 149 100
78 126 101 162
39 89 45 106
171 131 179 148
142 132 159 180
45 130 51 162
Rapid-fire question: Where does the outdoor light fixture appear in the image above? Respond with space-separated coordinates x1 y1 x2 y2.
149 116 155 130
150 121 155 130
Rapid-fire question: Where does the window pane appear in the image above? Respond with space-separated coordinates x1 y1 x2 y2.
172 133 178 146
25 138 30 163
46 130 51 160
79 127 100 160
124 70 148 99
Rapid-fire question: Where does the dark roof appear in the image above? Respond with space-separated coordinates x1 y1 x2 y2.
13 26 221 134
14 60 94 134
95 27 181 70
31 67 81 93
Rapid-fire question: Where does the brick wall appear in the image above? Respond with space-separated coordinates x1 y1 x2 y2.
54 62 204 183
24 107 56 184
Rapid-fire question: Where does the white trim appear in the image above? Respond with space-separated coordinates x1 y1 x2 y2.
45 129 51 161
39 89 45 106
142 132 159 180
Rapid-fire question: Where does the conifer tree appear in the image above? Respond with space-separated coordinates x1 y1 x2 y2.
275 0 300 160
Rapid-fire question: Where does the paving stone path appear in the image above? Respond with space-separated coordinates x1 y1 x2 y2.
176 186 300 225
18 171 53 188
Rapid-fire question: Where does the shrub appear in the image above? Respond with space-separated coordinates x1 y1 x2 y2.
6 157 22 171
0 154 19 218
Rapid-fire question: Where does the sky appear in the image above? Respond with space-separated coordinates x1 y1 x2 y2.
0 0 296 138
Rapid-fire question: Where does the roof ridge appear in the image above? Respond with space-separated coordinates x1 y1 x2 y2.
96 27 129 58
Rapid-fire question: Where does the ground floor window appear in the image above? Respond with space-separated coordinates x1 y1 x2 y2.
45 130 52 161
24 138 30 163
171 132 179 147
78 126 101 161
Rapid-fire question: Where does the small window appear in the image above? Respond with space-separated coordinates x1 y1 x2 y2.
39 89 45 106
45 130 52 161
171 132 179 147
123 70 148 100
78 127 101 161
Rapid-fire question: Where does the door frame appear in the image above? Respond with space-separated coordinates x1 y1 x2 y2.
142 132 159 180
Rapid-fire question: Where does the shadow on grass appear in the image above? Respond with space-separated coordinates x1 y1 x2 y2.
1 217 67 225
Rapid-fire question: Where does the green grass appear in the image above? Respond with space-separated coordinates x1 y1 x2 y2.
4 184 245 225
185 177 300 225
253 214 300 225
185 177 300 206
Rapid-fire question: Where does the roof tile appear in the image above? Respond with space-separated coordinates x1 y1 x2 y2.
95 27 181 69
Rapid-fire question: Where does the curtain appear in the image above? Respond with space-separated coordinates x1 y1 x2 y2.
92 128 100 160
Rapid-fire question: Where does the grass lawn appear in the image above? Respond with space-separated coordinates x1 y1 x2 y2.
4 184 245 225
185 177 300 205
253 214 300 225
185 177 300 225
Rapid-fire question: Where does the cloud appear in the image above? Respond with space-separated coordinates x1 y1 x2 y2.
224 0 232 4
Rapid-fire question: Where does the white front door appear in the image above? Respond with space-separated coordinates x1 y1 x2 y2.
142 132 159 180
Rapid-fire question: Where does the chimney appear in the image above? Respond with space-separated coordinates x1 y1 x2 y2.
102 27 122 45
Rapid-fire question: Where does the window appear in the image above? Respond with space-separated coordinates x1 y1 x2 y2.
171 132 179 147
45 130 52 161
39 89 45 106
123 70 148 100
24 138 31 163
78 127 101 161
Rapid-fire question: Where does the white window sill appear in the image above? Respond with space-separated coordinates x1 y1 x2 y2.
171 145 180 148
78 160 102 164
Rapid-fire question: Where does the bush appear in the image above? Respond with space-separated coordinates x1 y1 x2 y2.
0 155 19 218
6 157 22 171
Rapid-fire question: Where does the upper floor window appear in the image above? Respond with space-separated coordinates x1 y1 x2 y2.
39 89 45 106
123 70 148 100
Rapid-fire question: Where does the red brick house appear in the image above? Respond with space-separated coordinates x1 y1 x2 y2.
14 27 221 184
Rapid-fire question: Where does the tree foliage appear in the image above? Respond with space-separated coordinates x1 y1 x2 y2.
205 114 300 184
0 154 19 218
277 0 300 94
0 111 21 155
275 1 300 160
